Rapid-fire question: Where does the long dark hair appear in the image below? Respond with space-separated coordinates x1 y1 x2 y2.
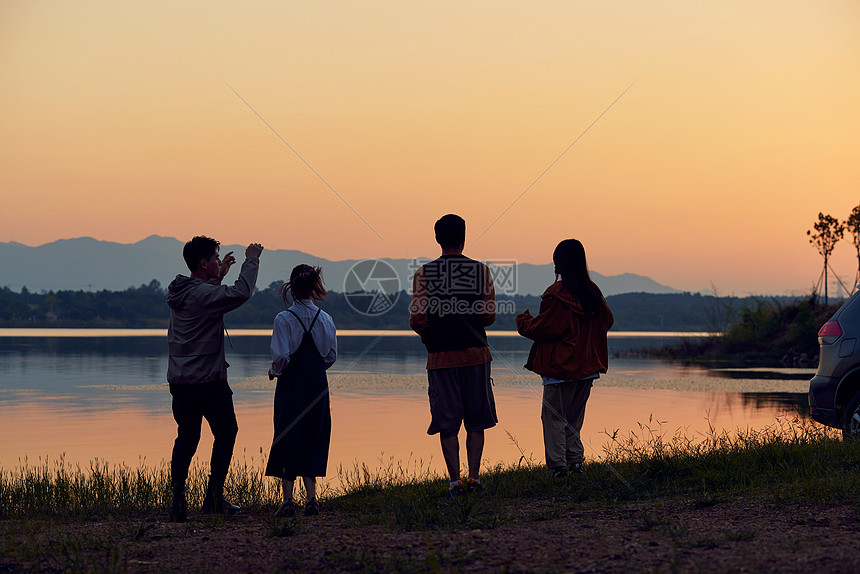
553 239 603 315
281 264 327 307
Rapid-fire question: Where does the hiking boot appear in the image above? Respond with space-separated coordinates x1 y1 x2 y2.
446 480 464 499
274 500 296 518
567 462 583 475
303 499 320 517
466 477 483 494
169 488 188 523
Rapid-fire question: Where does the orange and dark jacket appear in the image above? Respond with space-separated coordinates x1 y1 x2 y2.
515 281 614 380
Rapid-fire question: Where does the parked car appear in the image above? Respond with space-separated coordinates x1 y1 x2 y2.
809 290 860 439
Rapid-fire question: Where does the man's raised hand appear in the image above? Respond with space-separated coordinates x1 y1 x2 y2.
246 243 264 259
218 251 236 279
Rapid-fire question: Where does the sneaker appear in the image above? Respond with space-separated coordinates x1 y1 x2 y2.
548 466 567 479
169 489 188 523
303 498 320 516
446 480 464 499
466 477 483 494
274 500 296 517
567 462 583 475
201 493 241 515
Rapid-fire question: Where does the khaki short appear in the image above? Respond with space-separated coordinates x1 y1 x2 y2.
426 362 498 437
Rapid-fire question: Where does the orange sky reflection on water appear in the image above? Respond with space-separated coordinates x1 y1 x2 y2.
2 386 802 486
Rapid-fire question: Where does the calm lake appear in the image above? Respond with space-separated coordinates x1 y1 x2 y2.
0 330 813 485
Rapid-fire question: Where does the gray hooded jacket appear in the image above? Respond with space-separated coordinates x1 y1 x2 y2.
166 257 259 384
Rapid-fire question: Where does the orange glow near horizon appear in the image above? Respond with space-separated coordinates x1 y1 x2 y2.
1 1 859 294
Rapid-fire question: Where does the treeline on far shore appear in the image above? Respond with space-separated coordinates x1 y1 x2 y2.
0 281 836 340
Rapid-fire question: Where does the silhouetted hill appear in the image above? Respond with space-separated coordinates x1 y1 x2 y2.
0 236 679 296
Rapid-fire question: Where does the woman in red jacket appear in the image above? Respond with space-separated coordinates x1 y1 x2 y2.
516 239 614 477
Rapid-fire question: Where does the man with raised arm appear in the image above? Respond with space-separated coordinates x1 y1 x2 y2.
166 236 264 522
409 214 498 498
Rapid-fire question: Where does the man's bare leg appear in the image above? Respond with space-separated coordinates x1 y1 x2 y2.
440 434 461 482
466 430 484 479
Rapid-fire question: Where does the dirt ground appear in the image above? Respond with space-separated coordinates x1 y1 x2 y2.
2 496 859 573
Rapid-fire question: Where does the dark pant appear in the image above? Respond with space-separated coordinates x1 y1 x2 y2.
541 380 592 468
169 380 238 488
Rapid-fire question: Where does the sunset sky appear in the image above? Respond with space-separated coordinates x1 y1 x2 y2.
1 1 858 295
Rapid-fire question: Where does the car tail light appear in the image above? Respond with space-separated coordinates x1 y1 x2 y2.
818 321 843 338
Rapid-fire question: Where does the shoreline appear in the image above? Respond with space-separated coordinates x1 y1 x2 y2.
0 327 713 338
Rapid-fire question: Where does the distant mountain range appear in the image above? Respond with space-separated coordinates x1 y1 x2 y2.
0 235 679 296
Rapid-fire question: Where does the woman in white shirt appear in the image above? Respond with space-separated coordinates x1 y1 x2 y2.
265 264 337 517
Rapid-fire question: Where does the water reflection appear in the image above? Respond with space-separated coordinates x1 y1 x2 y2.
738 391 809 412
0 334 816 477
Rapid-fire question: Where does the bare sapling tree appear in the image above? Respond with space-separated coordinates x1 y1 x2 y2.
846 204 860 291
807 212 844 304
705 282 737 336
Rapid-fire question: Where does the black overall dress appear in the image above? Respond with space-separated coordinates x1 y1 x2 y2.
265 308 331 480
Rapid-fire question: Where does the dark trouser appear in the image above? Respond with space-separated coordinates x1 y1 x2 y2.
169 380 238 488
541 380 592 468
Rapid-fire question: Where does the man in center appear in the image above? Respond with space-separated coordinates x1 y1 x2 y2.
409 214 498 497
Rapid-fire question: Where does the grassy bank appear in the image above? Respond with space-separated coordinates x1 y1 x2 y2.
2 417 857 527
330 417 860 532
